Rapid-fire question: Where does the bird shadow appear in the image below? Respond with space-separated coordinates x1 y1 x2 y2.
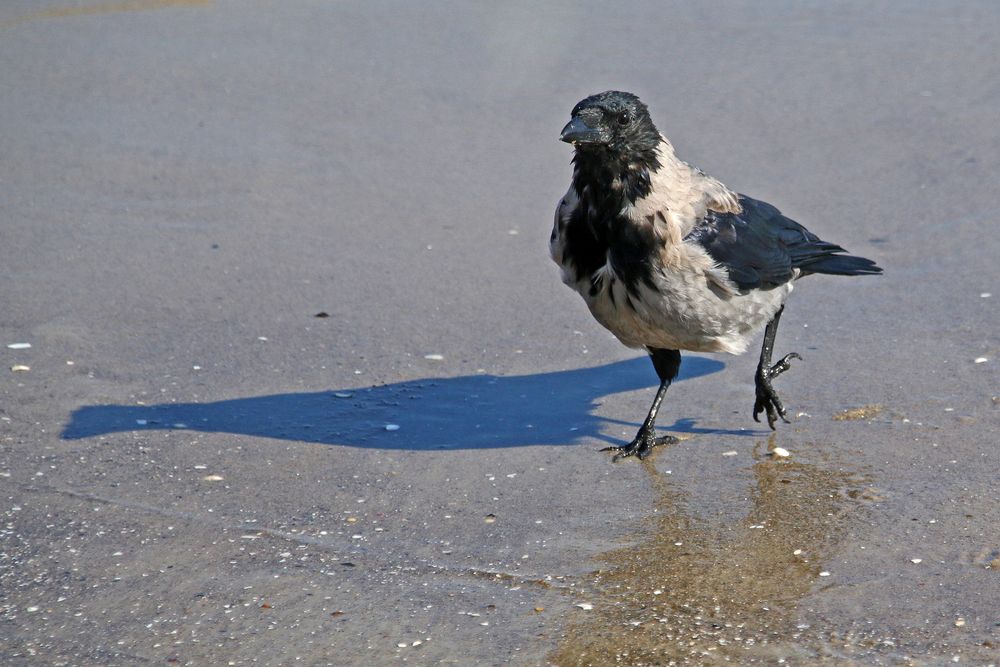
62 356 760 450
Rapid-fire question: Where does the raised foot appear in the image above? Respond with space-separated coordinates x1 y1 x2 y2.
601 430 679 462
753 352 802 430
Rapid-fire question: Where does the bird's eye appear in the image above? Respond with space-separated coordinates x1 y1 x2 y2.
617 111 631 125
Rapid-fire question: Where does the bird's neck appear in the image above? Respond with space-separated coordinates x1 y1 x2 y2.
571 143 663 216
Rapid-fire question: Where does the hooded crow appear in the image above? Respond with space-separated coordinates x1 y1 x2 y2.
550 91 882 461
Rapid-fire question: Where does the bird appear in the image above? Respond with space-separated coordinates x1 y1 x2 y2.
550 90 882 461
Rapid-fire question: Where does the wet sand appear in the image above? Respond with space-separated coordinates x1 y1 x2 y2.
1 2 998 665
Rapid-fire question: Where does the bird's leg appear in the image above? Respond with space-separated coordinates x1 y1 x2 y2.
753 306 802 429
602 349 680 461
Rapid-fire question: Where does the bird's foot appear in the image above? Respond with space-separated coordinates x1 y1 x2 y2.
601 429 678 462
753 353 802 430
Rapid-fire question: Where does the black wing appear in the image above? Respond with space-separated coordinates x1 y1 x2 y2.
685 195 881 292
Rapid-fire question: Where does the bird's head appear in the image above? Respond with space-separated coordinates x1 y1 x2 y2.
561 91 662 202
560 91 660 159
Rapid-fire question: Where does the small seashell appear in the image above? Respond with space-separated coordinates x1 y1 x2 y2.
10 365 30 372
575 602 593 610
771 447 791 458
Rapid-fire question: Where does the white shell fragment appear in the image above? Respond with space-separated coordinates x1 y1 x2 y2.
911 558 922 564
974 357 988 364
722 450 738 457
334 392 353 398
10 365 30 372
575 602 593 610
202 474 224 481
424 354 444 360
819 571 831 577
771 447 791 458
6 343 31 350
385 424 400 431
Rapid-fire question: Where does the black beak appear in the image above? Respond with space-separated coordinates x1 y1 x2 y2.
560 116 605 145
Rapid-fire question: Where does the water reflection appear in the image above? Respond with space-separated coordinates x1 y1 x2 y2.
552 441 872 664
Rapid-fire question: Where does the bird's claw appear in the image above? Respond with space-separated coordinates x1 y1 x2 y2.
753 353 801 430
601 430 678 462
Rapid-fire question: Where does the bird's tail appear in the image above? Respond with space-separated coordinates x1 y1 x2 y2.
801 253 882 277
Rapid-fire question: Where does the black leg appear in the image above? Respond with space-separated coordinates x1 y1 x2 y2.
753 305 802 429
602 348 681 461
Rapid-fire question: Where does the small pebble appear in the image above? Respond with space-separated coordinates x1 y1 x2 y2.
534 607 544 612
653 589 662 595
484 514 496 524
202 475 224 482
819 571 831 577
192 365 202 370
411 640 422 647
397 642 407 648
771 447 791 458
974 357 988 364
981 292 992 298
6 343 31 350
385 424 400 431
954 617 965 627
793 549 803 555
